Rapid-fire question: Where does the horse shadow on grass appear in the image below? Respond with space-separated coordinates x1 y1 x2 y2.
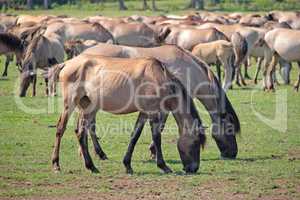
201 154 283 162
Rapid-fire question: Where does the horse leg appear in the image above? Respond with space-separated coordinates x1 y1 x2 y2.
123 113 147 174
32 75 37 97
51 107 72 172
89 116 108 160
240 67 247 86
149 112 172 173
216 61 222 84
235 67 242 87
294 62 300 92
76 112 99 173
45 77 49 96
279 59 291 85
254 57 263 84
222 57 233 91
148 113 169 160
265 53 279 91
244 58 251 79
2 55 10 77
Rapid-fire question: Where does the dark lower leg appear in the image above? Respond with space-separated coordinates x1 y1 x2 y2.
254 57 263 84
123 113 147 174
244 60 251 79
216 62 221 83
45 78 49 96
294 62 300 91
150 113 172 173
77 114 98 173
32 75 36 97
2 57 9 77
148 113 168 159
235 68 241 86
89 117 108 160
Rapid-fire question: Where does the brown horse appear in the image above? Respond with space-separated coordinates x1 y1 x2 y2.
0 32 24 77
51 54 206 174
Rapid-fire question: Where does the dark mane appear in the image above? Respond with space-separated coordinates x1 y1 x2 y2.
0 32 23 52
177 45 240 134
26 33 44 54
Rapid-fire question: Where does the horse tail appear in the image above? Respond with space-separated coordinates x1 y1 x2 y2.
231 32 248 68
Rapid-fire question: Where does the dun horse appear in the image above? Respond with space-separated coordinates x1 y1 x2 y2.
191 40 236 91
0 33 24 77
51 54 206 174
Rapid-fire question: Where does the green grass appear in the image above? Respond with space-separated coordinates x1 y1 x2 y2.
5 0 300 17
0 55 299 199
0 8 300 199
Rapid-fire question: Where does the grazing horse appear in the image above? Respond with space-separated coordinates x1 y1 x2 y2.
19 29 64 97
50 43 240 160
51 54 206 174
0 33 24 77
191 40 236 91
64 39 100 59
264 28 300 91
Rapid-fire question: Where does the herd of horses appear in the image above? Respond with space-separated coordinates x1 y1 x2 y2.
0 10 299 174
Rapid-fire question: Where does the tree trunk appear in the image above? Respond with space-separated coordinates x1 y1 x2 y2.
197 0 204 9
27 0 33 9
142 0 149 10
118 0 127 10
152 0 157 11
44 0 51 9
187 0 204 10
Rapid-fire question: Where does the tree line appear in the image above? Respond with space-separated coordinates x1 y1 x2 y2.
0 0 295 11
0 0 227 10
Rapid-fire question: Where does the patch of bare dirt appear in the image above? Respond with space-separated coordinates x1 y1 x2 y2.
193 179 247 200
288 148 300 161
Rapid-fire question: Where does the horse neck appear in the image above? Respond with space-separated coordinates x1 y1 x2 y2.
194 77 224 124
172 93 203 136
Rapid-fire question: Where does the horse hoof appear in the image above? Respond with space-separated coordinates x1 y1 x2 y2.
161 166 173 174
162 167 173 174
53 166 61 173
220 155 236 160
126 168 134 174
99 154 108 160
91 167 100 174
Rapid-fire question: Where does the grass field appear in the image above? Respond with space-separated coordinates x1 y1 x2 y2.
0 8 300 200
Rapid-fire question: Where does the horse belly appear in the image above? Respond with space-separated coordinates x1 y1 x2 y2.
274 39 300 61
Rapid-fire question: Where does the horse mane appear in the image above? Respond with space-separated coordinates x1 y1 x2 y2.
176 45 241 134
0 32 23 52
24 32 44 59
